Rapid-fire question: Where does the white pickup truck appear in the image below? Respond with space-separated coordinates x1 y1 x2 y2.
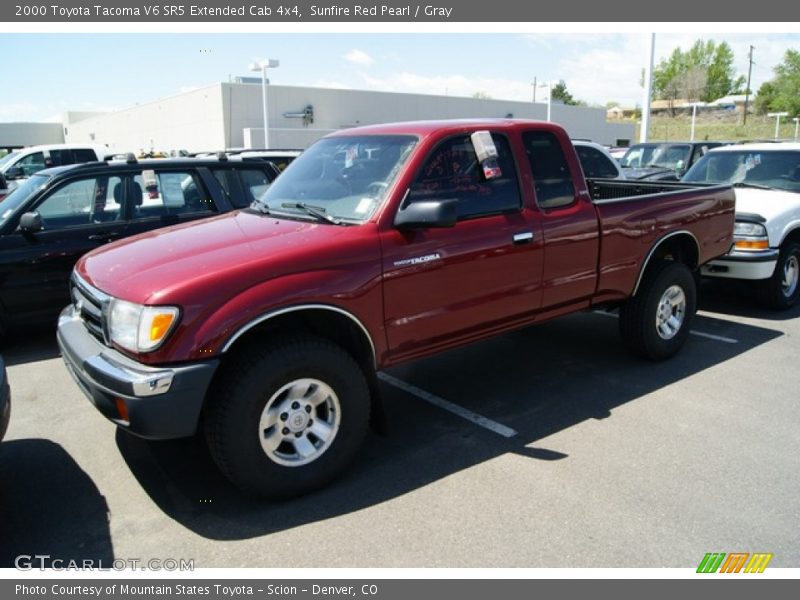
683 143 800 309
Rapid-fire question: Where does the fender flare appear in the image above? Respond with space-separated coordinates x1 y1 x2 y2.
632 230 700 296
220 303 377 367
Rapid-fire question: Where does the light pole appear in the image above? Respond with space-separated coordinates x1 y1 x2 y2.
640 33 656 143
794 117 799 142
249 58 279 148
690 103 698 141
768 111 789 140
535 81 552 122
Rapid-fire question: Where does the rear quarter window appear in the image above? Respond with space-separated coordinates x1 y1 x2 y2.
523 131 576 209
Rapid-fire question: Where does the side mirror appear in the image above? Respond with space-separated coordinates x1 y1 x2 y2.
395 198 457 229
4 166 23 180
19 212 43 233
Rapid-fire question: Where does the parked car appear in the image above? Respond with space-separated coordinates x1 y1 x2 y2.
683 143 800 308
237 149 302 171
620 141 726 181
0 355 9 442
0 144 112 194
193 149 303 172
58 119 734 498
609 146 630 161
573 140 626 179
0 155 280 337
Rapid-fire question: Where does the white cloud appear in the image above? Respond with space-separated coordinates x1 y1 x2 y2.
344 49 375 67
558 36 648 107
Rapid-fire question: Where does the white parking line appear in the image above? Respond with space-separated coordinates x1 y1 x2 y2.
377 372 518 438
686 330 738 344
591 311 738 344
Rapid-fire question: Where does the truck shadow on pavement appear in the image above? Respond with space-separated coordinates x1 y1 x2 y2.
0 438 114 567
114 310 783 543
698 279 800 321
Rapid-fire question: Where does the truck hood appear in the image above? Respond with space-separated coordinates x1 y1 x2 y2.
732 186 800 223
77 210 362 304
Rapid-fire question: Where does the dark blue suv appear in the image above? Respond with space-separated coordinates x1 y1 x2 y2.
0 155 280 338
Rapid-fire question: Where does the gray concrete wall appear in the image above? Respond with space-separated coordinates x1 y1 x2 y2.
228 83 634 149
9 83 633 153
64 84 228 154
0 122 64 148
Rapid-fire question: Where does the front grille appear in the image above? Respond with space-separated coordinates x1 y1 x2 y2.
71 274 110 344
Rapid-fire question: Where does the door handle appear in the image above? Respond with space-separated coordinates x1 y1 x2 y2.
512 232 534 244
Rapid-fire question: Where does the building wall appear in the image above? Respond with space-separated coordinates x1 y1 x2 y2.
0 122 64 149
51 82 633 152
64 85 228 153
226 83 634 149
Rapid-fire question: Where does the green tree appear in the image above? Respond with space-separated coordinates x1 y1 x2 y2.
550 80 585 106
653 39 742 104
755 49 800 116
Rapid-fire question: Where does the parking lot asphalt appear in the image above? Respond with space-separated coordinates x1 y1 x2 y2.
1 278 798 569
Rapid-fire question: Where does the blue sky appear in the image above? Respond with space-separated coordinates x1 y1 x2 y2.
1 32 798 122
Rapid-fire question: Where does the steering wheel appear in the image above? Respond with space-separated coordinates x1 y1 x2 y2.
366 181 388 197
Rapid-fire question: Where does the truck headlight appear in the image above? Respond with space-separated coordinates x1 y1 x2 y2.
108 299 180 353
733 221 769 251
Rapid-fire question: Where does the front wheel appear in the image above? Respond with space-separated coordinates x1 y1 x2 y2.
619 261 697 361
756 242 800 310
204 336 370 499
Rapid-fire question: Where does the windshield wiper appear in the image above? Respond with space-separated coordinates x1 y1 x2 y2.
281 202 342 225
733 182 773 190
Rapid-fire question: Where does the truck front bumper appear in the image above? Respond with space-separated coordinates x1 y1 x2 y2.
701 248 779 281
57 305 219 440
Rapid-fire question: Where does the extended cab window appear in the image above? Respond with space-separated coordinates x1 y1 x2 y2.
523 131 576 209
74 149 99 162
408 134 521 220
49 149 73 167
132 171 214 217
36 175 122 228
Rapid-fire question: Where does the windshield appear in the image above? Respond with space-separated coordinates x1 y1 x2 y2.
683 150 800 193
256 135 418 223
620 144 691 170
0 151 21 171
0 174 49 229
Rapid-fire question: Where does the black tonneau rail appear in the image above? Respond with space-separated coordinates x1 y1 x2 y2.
586 178 710 202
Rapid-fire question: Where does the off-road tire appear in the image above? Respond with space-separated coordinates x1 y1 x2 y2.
204 335 370 499
756 242 800 310
619 261 697 361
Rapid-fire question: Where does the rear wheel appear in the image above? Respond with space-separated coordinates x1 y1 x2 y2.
619 261 697 360
756 242 800 310
204 336 370 499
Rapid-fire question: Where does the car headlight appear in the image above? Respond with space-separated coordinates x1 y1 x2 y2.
107 299 180 353
733 220 769 251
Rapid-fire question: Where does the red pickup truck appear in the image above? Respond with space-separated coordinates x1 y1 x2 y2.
57 120 735 498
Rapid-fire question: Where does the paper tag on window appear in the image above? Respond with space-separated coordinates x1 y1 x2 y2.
355 198 374 215
345 147 357 168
